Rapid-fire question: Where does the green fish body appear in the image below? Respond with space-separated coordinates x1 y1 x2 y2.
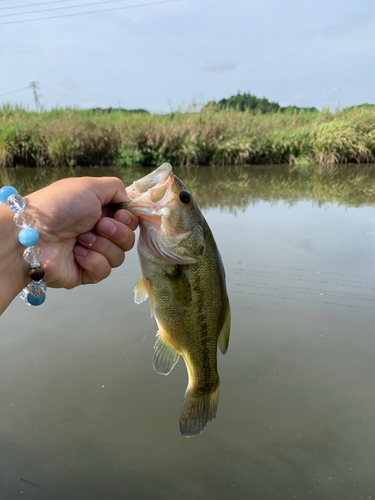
119 163 230 437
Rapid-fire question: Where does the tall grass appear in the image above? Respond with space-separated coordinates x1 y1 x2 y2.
1 105 374 167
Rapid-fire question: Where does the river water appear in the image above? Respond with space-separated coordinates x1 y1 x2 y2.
1 164 375 500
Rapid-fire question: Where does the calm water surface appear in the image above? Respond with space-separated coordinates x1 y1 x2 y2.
1 165 375 500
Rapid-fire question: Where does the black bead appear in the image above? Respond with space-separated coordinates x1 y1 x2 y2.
29 267 45 281
179 191 191 204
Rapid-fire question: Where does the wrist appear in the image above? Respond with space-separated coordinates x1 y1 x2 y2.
0 186 48 314
0 205 30 314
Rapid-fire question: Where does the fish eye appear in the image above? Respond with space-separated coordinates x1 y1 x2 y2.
179 191 191 204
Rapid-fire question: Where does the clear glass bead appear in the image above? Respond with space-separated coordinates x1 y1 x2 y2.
19 287 31 306
14 210 34 228
0 186 17 204
6 194 26 212
27 280 47 297
23 246 43 268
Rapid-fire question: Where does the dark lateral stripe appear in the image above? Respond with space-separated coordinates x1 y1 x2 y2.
191 264 214 389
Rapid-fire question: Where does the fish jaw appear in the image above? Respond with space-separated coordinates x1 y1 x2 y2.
123 165 176 225
110 164 172 216
126 163 172 199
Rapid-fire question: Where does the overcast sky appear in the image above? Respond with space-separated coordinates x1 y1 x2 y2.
0 0 374 112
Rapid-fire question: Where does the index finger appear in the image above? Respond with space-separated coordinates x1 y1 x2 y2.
113 209 139 231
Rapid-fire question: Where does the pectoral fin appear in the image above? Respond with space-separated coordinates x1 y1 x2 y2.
153 333 180 375
134 276 149 304
134 276 155 318
218 301 231 355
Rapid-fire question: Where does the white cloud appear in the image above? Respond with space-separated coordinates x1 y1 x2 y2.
2 0 374 111
202 59 236 73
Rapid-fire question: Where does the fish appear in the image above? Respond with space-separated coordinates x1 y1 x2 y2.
115 163 230 437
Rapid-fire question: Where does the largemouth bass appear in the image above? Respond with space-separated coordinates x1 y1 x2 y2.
116 163 230 437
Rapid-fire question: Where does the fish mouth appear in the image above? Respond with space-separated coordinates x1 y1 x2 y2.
126 163 172 200
123 163 175 218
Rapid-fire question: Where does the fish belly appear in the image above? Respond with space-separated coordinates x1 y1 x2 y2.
140 250 223 436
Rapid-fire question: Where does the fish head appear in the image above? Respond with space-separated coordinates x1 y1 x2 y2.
125 163 206 265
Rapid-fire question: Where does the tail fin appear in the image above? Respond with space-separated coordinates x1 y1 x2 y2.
179 384 220 437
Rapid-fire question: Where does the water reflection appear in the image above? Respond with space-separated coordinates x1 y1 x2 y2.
1 163 375 209
1 165 375 499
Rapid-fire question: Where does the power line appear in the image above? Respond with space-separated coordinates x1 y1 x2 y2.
0 0 180 24
0 0 78 11
0 85 30 97
0 0 135 18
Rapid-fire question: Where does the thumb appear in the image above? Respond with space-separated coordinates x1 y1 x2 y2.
90 177 130 206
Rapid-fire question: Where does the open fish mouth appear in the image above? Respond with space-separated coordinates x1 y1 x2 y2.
122 163 176 219
110 163 175 219
126 163 172 201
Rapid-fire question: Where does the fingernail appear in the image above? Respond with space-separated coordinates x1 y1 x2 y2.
116 211 132 226
79 231 97 245
100 219 117 236
74 245 88 257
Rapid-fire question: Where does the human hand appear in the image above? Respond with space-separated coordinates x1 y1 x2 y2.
26 176 138 289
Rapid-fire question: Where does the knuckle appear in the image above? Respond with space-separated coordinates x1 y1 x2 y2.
89 253 106 274
122 230 135 251
112 252 125 268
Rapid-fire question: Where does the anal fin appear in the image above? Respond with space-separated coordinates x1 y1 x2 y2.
218 301 231 355
153 333 180 375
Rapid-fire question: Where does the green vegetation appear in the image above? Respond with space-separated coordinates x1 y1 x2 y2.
202 92 318 114
0 104 374 167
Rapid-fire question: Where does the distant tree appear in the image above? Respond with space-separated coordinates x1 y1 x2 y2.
90 107 149 114
344 103 375 111
201 92 318 114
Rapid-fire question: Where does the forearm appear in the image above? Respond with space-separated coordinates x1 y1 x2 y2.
0 206 30 315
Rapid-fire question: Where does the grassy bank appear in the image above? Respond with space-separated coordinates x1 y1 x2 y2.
1 105 375 167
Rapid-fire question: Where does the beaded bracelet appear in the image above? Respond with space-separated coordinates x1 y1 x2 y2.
0 185 47 307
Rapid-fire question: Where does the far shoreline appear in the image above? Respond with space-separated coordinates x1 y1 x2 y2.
1 106 374 168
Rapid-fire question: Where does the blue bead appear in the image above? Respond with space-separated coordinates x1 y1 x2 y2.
0 186 18 204
19 228 39 246
27 293 46 306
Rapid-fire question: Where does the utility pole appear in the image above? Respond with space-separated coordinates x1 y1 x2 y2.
29 81 42 112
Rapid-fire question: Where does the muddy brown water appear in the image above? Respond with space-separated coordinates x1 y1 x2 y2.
1 165 375 500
